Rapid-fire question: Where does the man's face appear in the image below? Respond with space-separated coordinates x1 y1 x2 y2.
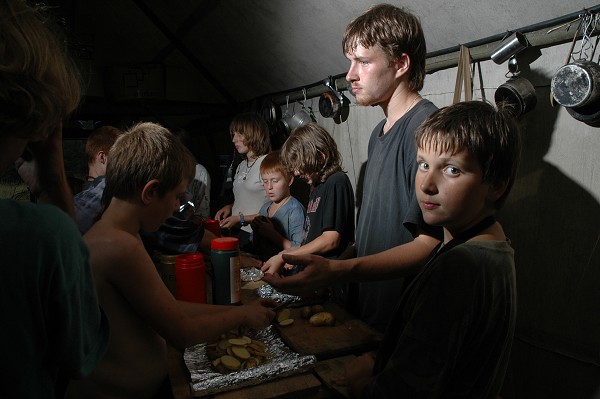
345 44 398 107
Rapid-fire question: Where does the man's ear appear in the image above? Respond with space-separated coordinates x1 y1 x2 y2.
141 179 160 205
394 53 411 79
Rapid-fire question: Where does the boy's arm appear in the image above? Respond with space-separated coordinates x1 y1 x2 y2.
102 236 274 349
262 231 340 275
262 231 439 296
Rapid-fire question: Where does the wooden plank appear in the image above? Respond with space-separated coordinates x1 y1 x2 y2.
213 372 321 399
275 302 382 360
314 356 356 399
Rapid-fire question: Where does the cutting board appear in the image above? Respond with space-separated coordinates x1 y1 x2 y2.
275 302 382 361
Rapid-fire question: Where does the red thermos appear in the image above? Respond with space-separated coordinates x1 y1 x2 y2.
175 253 207 303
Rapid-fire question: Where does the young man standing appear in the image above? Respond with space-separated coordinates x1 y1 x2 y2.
264 4 441 332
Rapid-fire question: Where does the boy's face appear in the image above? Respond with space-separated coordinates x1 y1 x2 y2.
144 180 189 232
345 43 399 107
262 170 291 203
416 145 495 236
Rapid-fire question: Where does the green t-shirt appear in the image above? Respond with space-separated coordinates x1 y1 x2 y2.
0 199 109 398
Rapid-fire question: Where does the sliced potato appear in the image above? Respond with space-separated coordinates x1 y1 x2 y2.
277 308 291 323
278 318 294 326
221 355 241 370
231 345 251 359
228 338 248 346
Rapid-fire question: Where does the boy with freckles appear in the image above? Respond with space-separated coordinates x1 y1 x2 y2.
332 101 521 398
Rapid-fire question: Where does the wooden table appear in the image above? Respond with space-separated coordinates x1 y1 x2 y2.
167 284 382 399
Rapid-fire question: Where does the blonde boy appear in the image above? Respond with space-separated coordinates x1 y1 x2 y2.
66 122 275 399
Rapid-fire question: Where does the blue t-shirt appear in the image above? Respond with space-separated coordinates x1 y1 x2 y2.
253 196 305 260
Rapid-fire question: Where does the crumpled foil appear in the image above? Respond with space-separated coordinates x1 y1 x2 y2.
256 283 302 304
184 326 316 396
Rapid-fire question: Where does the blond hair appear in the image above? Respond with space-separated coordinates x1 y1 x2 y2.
104 122 196 202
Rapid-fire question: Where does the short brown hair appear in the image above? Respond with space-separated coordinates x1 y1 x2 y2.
0 0 81 141
415 101 521 209
85 126 123 164
104 122 196 202
260 150 292 181
343 4 426 92
280 123 342 184
229 113 271 159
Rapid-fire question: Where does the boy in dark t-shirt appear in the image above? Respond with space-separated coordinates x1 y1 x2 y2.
262 122 355 277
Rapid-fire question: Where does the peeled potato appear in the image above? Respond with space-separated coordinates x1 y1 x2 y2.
277 308 291 323
309 311 335 326
220 355 241 370
278 318 294 326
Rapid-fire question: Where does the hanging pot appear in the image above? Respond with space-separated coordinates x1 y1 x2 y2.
260 100 281 126
494 76 537 118
551 60 600 126
551 60 600 108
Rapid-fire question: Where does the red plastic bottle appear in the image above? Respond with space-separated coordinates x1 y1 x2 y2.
175 253 207 303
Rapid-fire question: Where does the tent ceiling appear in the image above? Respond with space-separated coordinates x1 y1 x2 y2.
51 0 595 105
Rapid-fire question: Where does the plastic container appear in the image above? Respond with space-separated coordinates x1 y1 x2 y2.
159 254 177 297
175 253 207 303
202 219 222 237
210 237 241 305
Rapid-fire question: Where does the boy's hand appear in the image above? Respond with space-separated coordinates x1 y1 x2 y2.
240 298 277 330
214 204 232 221
261 253 285 275
261 253 336 297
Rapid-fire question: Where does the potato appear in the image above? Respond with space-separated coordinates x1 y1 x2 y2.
300 306 312 319
311 304 325 314
309 311 335 326
278 318 294 326
277 308 291 323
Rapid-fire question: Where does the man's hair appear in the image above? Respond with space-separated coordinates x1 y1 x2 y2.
343 3 426 92
280 123 342 184
415 101 522 209
0 0 81 140
260 150 292 181
85 126 123 164
229 113 271 159
104 122 196 202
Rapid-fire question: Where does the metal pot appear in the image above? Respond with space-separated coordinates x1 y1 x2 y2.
494 76 537 118
551 60 600 108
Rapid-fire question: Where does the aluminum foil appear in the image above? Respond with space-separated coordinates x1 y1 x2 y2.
256 283 302 304
184 326 316 396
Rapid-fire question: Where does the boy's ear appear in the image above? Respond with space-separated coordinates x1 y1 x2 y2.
487 180 508 203
97 150 107 165
288 175 294 187
141 179 160 205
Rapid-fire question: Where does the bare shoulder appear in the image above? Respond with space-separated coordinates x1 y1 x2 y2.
84 224 149 277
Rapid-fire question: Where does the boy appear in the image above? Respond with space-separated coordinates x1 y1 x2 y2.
0 1 109 397
66 122 276 399
261 123 355 280
251 150 306 261
333 101 520 398
74 125 123 233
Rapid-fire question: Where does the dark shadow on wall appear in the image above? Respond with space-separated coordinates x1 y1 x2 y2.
498 69 600 399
